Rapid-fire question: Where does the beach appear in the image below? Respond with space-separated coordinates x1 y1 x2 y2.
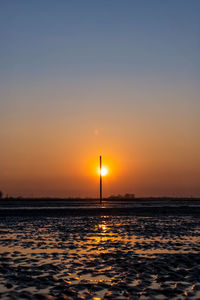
1 200 200 299
1 0 200 298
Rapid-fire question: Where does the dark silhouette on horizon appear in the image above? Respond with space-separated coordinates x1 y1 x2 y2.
100 155 102 204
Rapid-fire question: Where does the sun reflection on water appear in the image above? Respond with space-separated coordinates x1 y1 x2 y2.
1 216 200 299
98 224 107 232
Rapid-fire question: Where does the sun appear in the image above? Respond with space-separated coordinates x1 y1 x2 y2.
100 167 108 176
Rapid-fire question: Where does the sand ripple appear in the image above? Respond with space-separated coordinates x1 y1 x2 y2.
0 216 200 299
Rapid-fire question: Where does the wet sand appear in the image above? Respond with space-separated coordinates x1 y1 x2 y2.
1 213 200 299
1 198 200 217
1 206 200 218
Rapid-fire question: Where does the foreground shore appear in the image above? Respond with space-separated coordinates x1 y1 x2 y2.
1 212 200 299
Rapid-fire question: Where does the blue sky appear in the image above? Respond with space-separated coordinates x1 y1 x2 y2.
1 0 199 82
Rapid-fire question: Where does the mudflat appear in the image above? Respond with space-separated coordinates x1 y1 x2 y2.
1 213 200 299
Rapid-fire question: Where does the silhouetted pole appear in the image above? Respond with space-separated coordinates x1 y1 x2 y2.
100 155 102 204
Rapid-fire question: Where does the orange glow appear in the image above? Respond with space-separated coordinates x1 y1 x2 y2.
99 167 108 177
99 224 107 232
86 154 120 179
1 86 199 198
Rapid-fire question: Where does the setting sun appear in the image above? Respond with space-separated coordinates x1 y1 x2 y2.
99 167 108 177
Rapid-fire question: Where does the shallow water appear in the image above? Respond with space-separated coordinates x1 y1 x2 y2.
0 215 200 299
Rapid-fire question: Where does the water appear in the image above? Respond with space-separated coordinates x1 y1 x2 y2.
1 198 200 210
1 215 200 299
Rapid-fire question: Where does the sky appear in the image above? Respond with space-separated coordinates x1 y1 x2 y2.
0 0 200 198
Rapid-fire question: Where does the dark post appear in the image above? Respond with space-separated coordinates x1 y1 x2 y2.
100 155 102 203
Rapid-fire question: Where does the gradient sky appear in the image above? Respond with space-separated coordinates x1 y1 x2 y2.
0 0 200 197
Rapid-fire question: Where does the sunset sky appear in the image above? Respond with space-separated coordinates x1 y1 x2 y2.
1 1 200 197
